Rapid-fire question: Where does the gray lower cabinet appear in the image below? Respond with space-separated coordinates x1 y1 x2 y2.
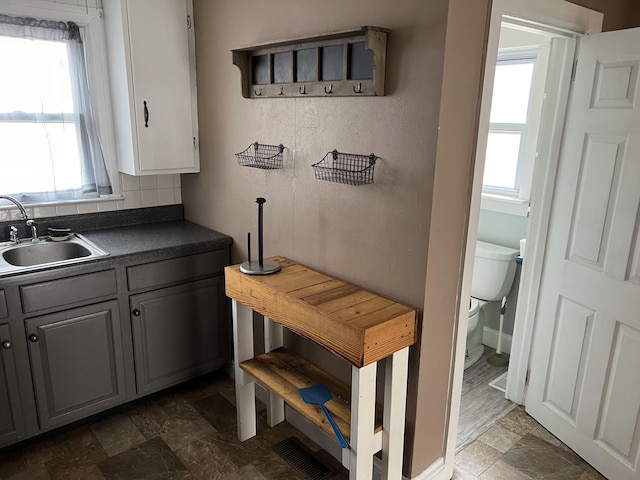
25 300 126 430
0 244 229 449
0 323 25 445
130 276 227 395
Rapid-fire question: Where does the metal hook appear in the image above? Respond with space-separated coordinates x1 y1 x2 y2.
324 83 333 94
299 84 306 95
254 87 262 96
353 82 362 94
279 86 284 96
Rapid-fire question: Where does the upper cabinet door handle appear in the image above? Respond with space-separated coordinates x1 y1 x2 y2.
143 101 149 128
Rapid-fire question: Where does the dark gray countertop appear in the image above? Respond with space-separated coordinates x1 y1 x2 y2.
0 206 232 278
82 220 231 259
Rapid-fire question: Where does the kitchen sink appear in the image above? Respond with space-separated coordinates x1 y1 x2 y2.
0 234 109 276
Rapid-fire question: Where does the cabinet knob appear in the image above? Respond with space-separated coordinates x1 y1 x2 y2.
132 309 141 317
2 340 11 349
28 334 39 343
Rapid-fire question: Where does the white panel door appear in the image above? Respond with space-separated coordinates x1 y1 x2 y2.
526 27 640 480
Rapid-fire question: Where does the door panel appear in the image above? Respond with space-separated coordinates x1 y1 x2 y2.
127 0 195 172
26 301 126 430
130 277 227 395
526 27 640 480
543 297 594 423
597 323 640 464
0 324 24 446
567 134 625 269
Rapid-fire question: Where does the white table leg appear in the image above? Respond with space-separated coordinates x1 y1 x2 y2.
381 347 409 480
264 316 285 426
232 299 257 441
345 361 377 480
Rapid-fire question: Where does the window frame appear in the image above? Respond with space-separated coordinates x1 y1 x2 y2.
483 49 536 196
481 46 548 217
0 0 120 203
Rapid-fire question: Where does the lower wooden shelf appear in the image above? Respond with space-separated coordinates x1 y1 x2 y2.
240 347 382 444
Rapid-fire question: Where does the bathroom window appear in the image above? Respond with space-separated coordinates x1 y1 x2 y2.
0 2 116 206
482 48 540 216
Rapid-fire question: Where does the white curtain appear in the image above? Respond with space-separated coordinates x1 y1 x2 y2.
0 14 112 203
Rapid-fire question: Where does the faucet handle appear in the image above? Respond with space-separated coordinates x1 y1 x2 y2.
25 219 39 243
9 225 19 243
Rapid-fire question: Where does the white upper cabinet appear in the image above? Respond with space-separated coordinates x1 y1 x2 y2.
104 0 199 175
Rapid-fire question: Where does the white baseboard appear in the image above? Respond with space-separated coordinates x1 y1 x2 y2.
482 326 513 354
411 457 449 480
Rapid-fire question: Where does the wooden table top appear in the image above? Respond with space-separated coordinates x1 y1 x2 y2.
225 256 416 367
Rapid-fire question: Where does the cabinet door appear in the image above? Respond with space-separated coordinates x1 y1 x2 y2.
130 277 227 395
26 301 126 430
0 324 25 446
127 0 198 174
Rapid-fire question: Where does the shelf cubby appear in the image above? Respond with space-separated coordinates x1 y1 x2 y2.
232 26 389 98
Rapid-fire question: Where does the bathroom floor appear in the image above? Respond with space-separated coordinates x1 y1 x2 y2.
456 347 515 451
454 348 606 479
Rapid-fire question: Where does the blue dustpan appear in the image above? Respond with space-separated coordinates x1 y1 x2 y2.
299 385 348 448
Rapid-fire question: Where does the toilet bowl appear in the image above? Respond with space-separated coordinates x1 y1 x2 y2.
465 298 489 369
464 241 519 370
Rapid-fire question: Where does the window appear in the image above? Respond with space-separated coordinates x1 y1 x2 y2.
0 1 115 206
483 50 536 198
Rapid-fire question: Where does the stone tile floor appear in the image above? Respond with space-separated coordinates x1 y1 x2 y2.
453 406 607 479
0 370 346 480
0 369 607 479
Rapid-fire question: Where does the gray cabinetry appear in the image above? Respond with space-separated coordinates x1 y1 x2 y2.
25 300 126 430
0 323 25 445
130 277 226 395
0 290 8 318
0 237 230 449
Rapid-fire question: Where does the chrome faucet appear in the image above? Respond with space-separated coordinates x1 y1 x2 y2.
0 195 39 242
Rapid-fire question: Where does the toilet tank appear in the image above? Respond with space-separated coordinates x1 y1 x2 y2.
471 241 519 301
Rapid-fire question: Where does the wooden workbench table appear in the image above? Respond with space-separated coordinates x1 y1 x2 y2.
225 256 417 480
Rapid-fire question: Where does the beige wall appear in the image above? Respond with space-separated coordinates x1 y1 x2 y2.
185 0 449 475
569 0 640 30
413 0 491 474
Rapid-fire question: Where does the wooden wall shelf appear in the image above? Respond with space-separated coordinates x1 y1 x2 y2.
231 26 389 98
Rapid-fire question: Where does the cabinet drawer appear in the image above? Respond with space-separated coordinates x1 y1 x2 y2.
127 250 227 291
21 270 118 314
0 290 7 319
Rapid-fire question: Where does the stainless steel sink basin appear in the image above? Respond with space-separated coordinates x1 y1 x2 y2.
0 234 109 276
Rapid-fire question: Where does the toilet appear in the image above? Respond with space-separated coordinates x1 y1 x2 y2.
465 240 519 369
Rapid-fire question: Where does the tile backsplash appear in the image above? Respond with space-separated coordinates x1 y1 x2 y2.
0 173 182 221
49 0 102 8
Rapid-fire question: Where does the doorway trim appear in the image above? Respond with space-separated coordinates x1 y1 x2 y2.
442 0 602 478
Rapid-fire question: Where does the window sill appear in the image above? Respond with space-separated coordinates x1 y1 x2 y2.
481 193 530 217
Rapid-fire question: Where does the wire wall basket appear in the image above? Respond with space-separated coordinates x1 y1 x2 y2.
312 149 377 186
235 142 284 169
